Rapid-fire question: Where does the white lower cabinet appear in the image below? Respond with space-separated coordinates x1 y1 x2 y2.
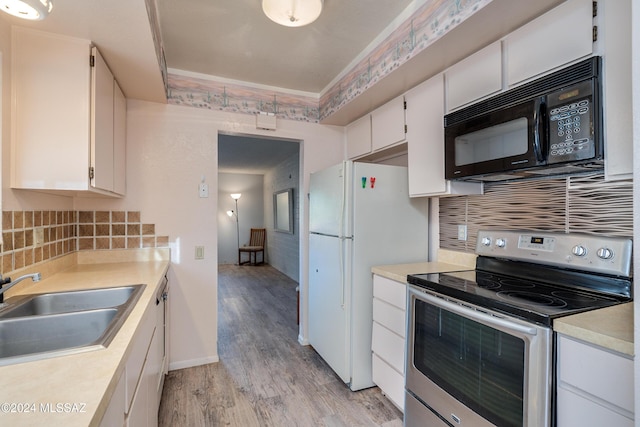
371 274 406 411
556 335 634 426
100 371 126 427
100 277 169 427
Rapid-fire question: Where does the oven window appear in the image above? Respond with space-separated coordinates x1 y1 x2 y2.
454 117 528 166
414 299 525 427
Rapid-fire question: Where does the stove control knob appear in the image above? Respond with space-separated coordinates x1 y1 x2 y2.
597 247 614 260
481 237 492 246
496 238 506 248
572 245 587 257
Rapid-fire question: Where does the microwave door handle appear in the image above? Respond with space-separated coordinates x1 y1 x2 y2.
533 97 546 163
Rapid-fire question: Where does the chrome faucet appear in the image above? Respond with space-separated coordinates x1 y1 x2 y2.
0 273 41 303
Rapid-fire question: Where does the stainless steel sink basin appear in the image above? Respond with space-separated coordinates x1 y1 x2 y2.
0 285 144 318
0 284 145 365
0 309 118 364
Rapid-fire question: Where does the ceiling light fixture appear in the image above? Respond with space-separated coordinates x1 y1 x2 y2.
0 0 53 20
262 0 323 27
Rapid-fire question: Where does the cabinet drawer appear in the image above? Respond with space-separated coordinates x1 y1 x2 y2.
372 322 404 374
372 354 404 411
557 387 633 427
373 275 406 310
373 298 405 338
125 307 155 413
558 335 634 413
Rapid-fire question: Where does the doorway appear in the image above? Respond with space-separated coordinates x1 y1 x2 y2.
217 132 301 283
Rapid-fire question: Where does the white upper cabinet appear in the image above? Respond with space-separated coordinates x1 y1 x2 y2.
406 74 482 197
371 95 406 151
113 82 127 195
11 27 126 196
91 47 115 193
346 114 372 160
597 0 632 181
504 0 593 87
445 41 502 112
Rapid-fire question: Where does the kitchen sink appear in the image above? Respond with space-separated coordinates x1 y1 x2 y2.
0 285 144 318
0 284 145 366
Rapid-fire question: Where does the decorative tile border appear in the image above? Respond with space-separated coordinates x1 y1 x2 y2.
0 210 169 275
320 0 491 120
165 0 491 122
167 74 320 122
439 175 633 253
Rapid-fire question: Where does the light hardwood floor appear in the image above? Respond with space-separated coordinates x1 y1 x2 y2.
158 264 403 426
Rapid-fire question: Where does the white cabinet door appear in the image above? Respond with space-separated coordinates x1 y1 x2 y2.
11 27 91 191
505 0 593 86
371 95 405 151
11 28 126 196
100 371 126 427
446 41 502 112
91 47 115 193
405 74 483 197
598 0 632 181
346 114 371 159
113 81 127 195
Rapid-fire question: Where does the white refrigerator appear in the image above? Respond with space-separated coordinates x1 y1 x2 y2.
308 161 429 391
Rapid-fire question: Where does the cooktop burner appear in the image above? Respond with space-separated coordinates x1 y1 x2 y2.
408 269 627 326
408 230 633 326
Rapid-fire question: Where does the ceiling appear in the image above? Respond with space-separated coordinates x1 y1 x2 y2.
157 0 415 93
218 134 300 174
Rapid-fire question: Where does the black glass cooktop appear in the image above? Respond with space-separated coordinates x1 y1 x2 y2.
408 266 631 327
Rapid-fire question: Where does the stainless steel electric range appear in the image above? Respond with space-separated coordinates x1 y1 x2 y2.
405 230 632 427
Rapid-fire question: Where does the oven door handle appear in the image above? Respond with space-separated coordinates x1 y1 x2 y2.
413 289 540 337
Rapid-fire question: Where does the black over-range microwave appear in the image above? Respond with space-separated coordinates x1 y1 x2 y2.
444 56 603 182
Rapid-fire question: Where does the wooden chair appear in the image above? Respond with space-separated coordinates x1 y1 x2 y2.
239 228 266 265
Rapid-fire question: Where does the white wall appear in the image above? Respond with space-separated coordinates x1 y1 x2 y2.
264 152 300 281
72 100 343 368
218 173 264 264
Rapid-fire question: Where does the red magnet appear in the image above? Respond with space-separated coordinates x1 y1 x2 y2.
370 177 376 188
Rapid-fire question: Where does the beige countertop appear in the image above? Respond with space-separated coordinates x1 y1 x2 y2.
0 248 170 427
372 249 477 282
372 261 473 282
554 302 634 356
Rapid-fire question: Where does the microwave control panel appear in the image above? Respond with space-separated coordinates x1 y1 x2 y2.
547 79 595 164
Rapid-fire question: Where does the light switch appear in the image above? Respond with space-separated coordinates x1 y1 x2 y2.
195 246 204 259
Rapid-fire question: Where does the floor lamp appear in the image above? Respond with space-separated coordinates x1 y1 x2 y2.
227 193 241 264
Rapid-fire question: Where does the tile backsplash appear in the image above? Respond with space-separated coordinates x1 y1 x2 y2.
1 210 169 275
439 174 633 252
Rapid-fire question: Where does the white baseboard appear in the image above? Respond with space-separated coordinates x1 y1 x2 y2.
169 355 219 371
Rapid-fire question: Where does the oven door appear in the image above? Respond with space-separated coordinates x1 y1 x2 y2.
444 97 546 180
405 285 552 427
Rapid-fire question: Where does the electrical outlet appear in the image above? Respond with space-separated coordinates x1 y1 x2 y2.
35 227 45 247
199 183 209 198
457 225 468 241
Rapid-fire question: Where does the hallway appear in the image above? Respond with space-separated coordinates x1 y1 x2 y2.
158 264 403 426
